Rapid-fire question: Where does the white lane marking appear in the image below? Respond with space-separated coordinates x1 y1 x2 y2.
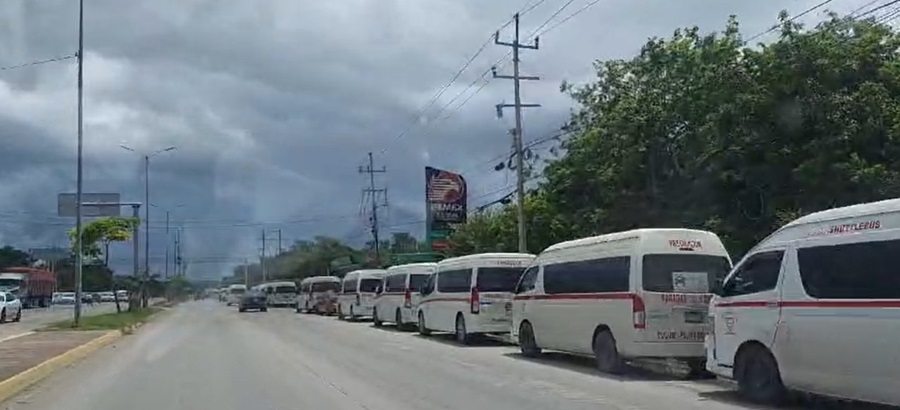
0 331 35 344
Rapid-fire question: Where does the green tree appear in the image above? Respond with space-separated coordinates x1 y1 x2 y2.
0 246 31 270
68 217 140 312
453 12 900 258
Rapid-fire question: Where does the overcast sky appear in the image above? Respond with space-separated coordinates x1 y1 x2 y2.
0 0 862 279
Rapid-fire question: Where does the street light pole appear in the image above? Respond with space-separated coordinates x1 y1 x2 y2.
119 145 176 308
73 0 85 327
144 154 150 308
164 210 169 278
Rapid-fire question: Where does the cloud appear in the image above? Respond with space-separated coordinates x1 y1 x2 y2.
0 0 857 279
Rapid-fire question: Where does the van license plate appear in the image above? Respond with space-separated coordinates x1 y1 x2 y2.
684 311 705 323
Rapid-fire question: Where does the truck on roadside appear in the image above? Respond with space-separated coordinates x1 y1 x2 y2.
0 266 55 308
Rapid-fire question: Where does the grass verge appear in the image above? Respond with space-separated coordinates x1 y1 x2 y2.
42 307 162 331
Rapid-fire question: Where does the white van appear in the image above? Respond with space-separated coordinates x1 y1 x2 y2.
225 284 247 306
337 269 387 321
260 281 297 307
707 198 900 406
511 229 731 375
296 276 341 314
417 253 535 344
373 263 436 328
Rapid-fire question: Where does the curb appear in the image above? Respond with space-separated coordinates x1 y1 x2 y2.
0 330 123 403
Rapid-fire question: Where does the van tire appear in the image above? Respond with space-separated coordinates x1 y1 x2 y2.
417 311 431 336
519 321 542 357
455 314 470 345
373 308 383 327
337 304 345 320
348 306 356 322
736 344 786 405
593 330 624 374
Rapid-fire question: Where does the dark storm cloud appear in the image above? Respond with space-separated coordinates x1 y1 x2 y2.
0 0 853 278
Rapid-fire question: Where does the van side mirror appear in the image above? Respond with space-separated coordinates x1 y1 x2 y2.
375 286 382 295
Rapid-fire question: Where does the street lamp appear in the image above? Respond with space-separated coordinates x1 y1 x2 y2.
150 203 185 278
120 144 176 307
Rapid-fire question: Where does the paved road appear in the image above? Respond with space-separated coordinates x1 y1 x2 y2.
1 301 880 410
0 304 117 342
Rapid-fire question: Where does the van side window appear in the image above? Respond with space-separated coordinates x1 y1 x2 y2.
384 274 400 292
342 278 355 294
437 269 472 293
420 274 435 294
798 238 900 299
515 266 539 294
722 250 783 297
543 257 630 294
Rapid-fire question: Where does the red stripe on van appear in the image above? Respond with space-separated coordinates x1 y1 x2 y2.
716 300 900 308
418 297 470 305
513 292 635 301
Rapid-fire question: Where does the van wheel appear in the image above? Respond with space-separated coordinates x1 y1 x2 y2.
373 308 383 327
337 305 345 320
736 344 786 405
395 309 405 330
348 306 356 322
417 312 431 336
593 330 624 374
455 314 470 345
519 322 542 357
13 308 21 322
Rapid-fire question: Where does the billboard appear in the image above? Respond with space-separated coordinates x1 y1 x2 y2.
57 193 121 217
425 167 467 252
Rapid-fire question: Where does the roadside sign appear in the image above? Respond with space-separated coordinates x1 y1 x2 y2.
57 193 121 217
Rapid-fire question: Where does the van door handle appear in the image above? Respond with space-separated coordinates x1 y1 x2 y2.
765 301 779 308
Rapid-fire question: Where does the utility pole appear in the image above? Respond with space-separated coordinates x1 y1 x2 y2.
261 229 267 282
277 229 282 255
358 152 387 265
493 12 540 254
174 229 180 277
243 259 249 287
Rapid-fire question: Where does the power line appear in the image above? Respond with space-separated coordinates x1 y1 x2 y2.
743 0 835 44
0 54 76 72
527 0 578 40
536 0 604 36
856 0 900 19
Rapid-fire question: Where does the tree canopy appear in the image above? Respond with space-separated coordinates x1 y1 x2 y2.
452 12 900 258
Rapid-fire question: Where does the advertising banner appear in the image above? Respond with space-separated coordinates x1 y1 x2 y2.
425 167 467 252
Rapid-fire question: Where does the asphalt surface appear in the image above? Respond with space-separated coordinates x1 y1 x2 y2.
0 304 117 342
1 301 883 410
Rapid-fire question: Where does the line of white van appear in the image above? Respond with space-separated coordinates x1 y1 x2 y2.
285 197 900 407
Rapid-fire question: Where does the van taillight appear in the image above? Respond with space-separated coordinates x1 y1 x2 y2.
355 293 360 305
403 288 412 308
470 288 480 314
632 294 646 329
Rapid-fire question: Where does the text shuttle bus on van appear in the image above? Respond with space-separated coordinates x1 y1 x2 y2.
416 253 536 344
338 269 387 321
707 198 900 407
373 262 436 328
297 276 341 314
511 229 731 375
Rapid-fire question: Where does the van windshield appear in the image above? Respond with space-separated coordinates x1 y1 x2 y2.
642 254 731 293
477 267 525 292
359 279 382 293
311 282 340 292
274 286 296 294
408 274 430 291
230 288 246 295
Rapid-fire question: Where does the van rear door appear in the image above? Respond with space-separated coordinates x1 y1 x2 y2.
640 253 731 345
475 267 524 324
